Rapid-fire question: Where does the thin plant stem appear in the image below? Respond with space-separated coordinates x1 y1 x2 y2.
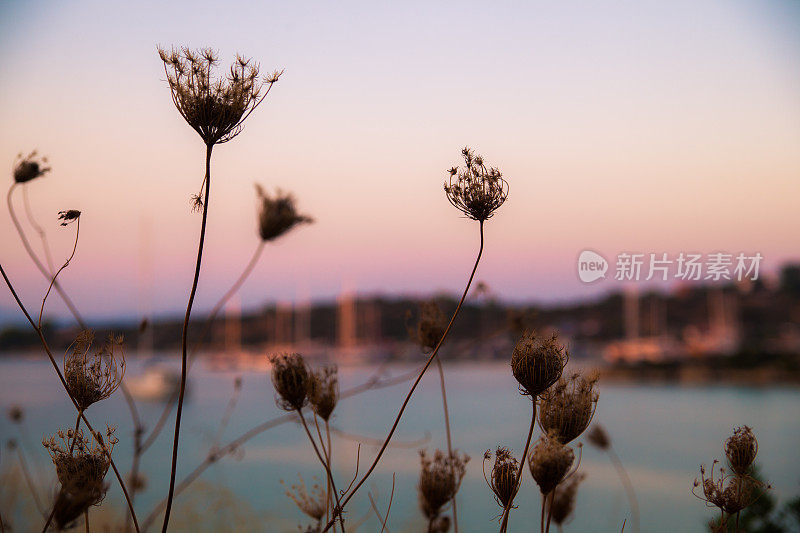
139 240 265 455
607 447 640 533
38 218 80 330
84 509 89 533
139 366 420 531
68 411 82 454
22 184 55 274
321 221 485 532
42 502 57 533
545 491 554 533
499 397 537 533
325 420 334 529
312 415 334 529
6 184 86 327
0 265 141 533
541 493 547 533
16 447 47 518
162 143 213 533
297 410 346 532
434 357 459 533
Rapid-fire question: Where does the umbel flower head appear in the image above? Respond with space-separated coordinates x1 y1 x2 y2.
528 433 575 494
538 371 599 444
444 147 508 222
410 300 448 352
418 449 469 520
307 365 338 421
281 474 327 522
725 425 758 475
256 185 313 242
550 472 586 527
692 460 768 514
13 151 50 183
43 425 117 501
270 353 309 411
510 331 568 397
483 447 519 512
64 330 125 411
158 46 282 146
58 209 81 226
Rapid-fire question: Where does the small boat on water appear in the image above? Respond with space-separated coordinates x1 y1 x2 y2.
126 366 181 402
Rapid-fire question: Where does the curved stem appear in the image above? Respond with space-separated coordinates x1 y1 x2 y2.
22 184 55 274
7 184 87 328
434 358 458 533
541 493 547 533
139 240 265 455
162 143 213 533
84 509 89 533
499 397 537 533
545 492 554 533
298 410 346 531
0 265 141 533
139 366 420 531
321 221 485 532
608 448 640 533
38 218 80 330
16 447 47 518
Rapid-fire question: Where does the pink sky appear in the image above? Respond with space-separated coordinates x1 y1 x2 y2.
1 0 799 322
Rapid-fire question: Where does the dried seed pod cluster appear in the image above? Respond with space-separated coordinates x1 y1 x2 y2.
281 475 327 522
444 147 508 222
510 332 568 397
412 300 448 352
418 449 469 522
270 353 310 411
64 330 126 411
528 433 575 495
158 46 282 146
538 371 599 444
256 185 313 242
307 365 339 421
13 150 50 183
484 447 519 512
693 428 770 530
43 426 118 504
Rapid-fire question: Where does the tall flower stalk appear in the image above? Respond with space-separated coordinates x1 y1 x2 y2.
321 147 508 532
157 46 281 533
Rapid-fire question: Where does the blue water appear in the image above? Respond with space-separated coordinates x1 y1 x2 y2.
1 357 799 532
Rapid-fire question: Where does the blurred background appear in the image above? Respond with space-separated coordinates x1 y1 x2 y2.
1 0 799 531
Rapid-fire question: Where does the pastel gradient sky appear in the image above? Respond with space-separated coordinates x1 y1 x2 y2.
1 0 799 322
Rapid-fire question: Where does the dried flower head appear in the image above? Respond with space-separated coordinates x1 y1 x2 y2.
58 210 81 225
483 447 519 512
410 300 448 352
281 475 327 521
538 371 599 444
307 365 338 421
256 185 313 242
158 46 282 146
270 353 309 411
510 331 568 397
725 426 758 475
693 460 768 514
550 472 586 526
528 434 575 494
586 424 611 451
444 147 508 221
7 405 23 423
64 330 125 411
13 151 50 183
43 426 117 502
418 449 469 520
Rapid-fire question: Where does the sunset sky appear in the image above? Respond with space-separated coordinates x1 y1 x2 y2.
1 0 799 322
